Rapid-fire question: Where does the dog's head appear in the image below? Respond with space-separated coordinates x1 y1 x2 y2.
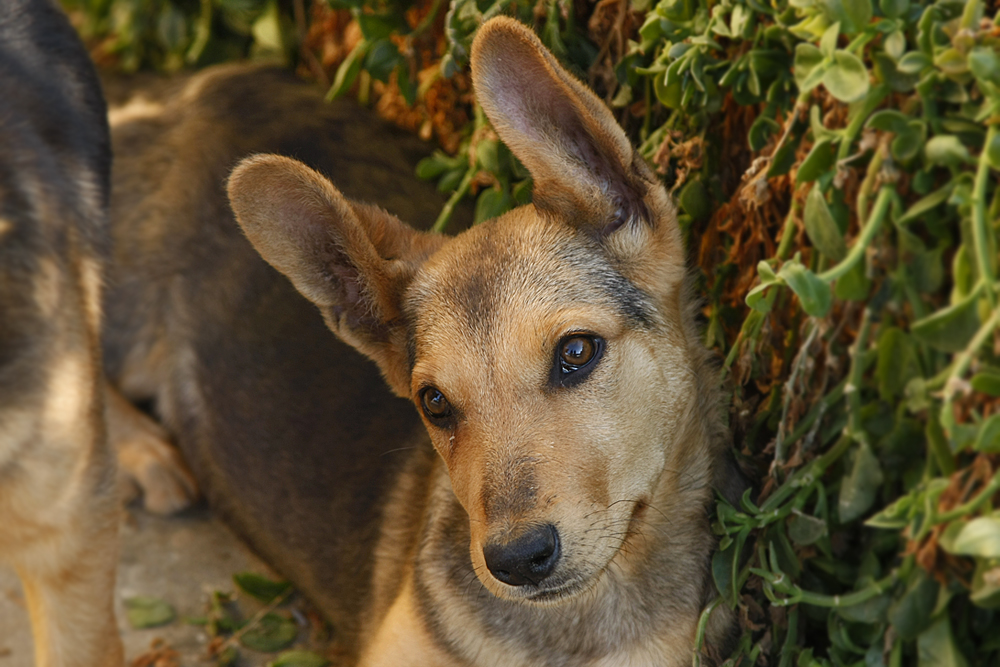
228 17 714 604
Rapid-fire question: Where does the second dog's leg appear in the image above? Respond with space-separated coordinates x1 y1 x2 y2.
15 489 123 667
105 382 198 514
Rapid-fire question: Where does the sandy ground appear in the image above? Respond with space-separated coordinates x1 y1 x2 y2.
0 506 328 666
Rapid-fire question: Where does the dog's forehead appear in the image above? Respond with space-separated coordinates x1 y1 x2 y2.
405 212 656 369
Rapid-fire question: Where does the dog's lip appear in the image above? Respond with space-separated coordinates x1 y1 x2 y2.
520 576 594 603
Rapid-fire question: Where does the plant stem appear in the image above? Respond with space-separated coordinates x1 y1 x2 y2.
820 186 892 283
972 123 998 310
432 167 474 233
934 470 1000 524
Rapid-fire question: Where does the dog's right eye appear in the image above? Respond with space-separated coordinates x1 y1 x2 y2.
551 334 604 388
420 387 453 423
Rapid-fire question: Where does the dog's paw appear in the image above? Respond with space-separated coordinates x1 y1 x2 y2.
106 384 199 515
117 434 198 515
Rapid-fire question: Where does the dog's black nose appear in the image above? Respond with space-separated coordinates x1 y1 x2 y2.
483 524 560 586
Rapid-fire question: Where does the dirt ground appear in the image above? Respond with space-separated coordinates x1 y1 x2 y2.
0 505 329 666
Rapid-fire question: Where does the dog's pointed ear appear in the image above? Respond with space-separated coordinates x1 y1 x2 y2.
227 154 440 396
470 17 658 234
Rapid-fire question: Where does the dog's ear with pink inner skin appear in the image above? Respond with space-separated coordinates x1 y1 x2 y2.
470 18 657 232
470 16 685 293
226 154 442 396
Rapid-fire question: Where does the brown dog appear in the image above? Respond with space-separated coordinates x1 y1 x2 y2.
103 17 741 667
0 1 122 664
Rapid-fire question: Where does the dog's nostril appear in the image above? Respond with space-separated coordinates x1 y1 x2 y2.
483 524 560 587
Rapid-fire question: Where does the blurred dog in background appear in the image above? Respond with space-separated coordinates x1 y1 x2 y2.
0 1 121 664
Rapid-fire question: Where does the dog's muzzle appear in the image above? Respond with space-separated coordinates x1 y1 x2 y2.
483 523 560 587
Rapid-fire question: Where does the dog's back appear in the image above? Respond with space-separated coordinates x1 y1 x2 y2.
102 65 459 653
0 1 121 665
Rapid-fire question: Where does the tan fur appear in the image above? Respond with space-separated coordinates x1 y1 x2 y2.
223 17 740 666
0 253 123 667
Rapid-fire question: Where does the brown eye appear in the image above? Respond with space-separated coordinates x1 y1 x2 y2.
552 334 605 388
420 387 452 422
560 336 596 368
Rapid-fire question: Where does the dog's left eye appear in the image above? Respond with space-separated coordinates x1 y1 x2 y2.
552 334 604 387
420 387 453 424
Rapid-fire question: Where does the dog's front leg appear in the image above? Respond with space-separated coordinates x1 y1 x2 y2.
13 478 123 667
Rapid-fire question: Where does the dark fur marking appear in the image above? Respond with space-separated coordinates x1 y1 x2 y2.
480 456 538 524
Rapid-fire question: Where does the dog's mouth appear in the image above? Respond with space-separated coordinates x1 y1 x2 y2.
487 499 651 606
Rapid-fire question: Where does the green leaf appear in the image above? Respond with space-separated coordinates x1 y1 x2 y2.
778 260 832 317
233 572 292 603
124 596 176 629
679 179 711 221
924 135 974 167
416 152 460 181
820 0 872 34
239 613 298 652
917 614 969 667
803 184 848 259
357 13 404 40
475 140 501 174
897 182 953 224
866 493 914 529
866 109 911 134
891 123 925 161
794 43 827 90
910 291 981 353
935 48 968 77
889 568 939 640
824 50 871 102
250 0 285 58
927 415 956 475
268 650 329 667
820 22 840 59
712 539 737 604
974 414 1000 453
884 30 906 61
654 68 682 109
970 558 1000 609
971 369 1000 397
876 327 918 400
985 130 1000 171
839 441 884 522
950 517 1000 558
839 593 891 623
788 512 828 545
749 115 781 152
797 138 837 183
474 187 513 224
364 39 402 83
898 51 932 74
746 262 779 312
835 257 871 300
969 46 1000 87
879 0 908 19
